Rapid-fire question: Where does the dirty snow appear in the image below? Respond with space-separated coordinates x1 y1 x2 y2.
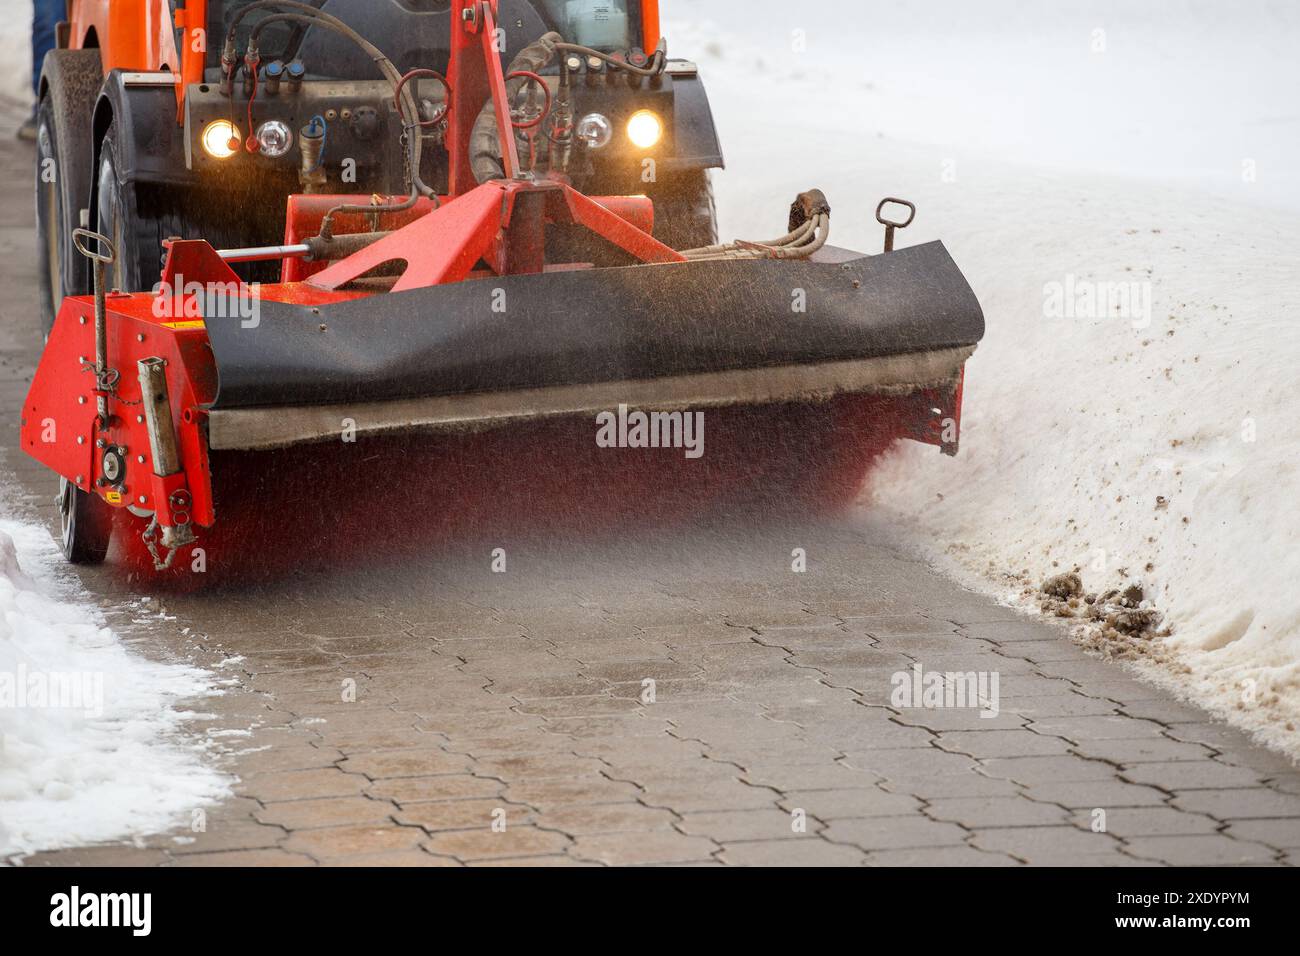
674 1 1300 756
0 519 229 858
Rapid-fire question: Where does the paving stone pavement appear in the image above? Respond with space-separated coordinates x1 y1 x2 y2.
2 115 1299 867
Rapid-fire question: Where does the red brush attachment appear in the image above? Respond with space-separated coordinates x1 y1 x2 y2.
108 392 901 588
20 282 218 532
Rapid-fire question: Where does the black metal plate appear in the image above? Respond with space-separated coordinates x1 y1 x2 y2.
204 240 984 410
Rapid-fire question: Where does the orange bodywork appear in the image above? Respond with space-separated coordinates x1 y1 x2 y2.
65 0 658 118
642 0 660 49
66 0 206 114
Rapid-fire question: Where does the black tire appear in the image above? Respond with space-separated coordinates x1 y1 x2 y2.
95 123 279 293
651 169 718 251
58 477 113 564
36 49 103 337
96 122 172 294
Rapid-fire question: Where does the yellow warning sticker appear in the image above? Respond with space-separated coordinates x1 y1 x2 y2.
162 320 207 330
105 491 123 504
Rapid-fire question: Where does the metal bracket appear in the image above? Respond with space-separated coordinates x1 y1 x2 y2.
72 228 117 429
875 197 916 253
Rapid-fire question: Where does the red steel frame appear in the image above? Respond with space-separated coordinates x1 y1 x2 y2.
23 0 969 569
307 0 685 293
21 0 687 557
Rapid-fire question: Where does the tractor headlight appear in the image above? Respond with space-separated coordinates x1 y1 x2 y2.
576 112 613 150
255 120 294 158
626 110 663 150
201 119 241 159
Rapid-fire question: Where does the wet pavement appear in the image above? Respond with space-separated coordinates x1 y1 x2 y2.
2 113 1298 867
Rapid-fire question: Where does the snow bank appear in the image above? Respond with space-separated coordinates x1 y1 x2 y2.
675 0 1300 211
670 3 1300 755
870 177 1300 757
0 518 228 858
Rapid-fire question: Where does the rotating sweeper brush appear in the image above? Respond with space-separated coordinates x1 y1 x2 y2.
24 0 983 575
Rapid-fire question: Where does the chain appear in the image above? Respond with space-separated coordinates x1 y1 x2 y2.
141 517 178 572
79 361 142 405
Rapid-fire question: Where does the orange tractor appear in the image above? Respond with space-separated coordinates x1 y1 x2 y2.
28 1 983 574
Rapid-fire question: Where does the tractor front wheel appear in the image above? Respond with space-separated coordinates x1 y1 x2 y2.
651 170 718 252
36 49 102 337
95 122 168 294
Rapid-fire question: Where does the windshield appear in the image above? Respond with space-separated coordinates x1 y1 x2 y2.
540 1 634 50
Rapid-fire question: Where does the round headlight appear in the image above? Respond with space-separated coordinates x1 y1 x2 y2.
256 120 294 158
576 112 613 150
201 119 240 159
626 110 663 150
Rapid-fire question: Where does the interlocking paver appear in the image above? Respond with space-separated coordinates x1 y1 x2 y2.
395 799 535 832
283 824 426 860
895 773 1024 799
256 797 398 829
537 803 678 836
239 768 369 802
1121 834 1278 865
1027 715 1168 741
926 796 1068 828
422 826 574 862
740 762 883 792
1069 807 1221 837
365 774 506 804
1170 788 1300 821
1069 736 1216 764
678 808 811 841
1 113 1295 870
823 816 969 850
841 747 982 779
1023 780 1170 809
638 780 781 814
171 849 317 867
865 847 1021 866
322 850 462 866
970 826 1123 859
337 749 475 779
777 787 922 820
1119 761 1267 791
1002 694 1120 719
719 839 867 866
938 730 1073 759
980 755 1121 784
568 831 718 865
507 774 645 807
1222 820 1300 849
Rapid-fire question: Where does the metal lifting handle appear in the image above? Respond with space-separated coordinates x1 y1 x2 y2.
72 228 117 425
875 197 916 253
72 227 116 265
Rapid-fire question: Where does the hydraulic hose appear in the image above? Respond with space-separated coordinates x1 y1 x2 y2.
682 190 832 261
553 38 668 77
222 1 434 234
470 32 564 183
